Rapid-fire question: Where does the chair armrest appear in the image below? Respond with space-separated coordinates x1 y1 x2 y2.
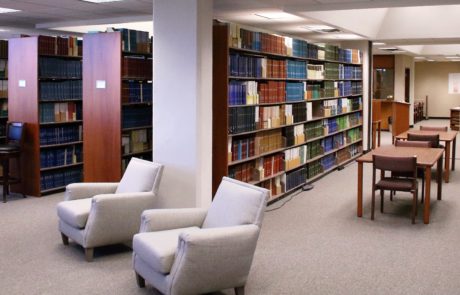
168 224 260 295
83 192 155 248
65 182 119 201
139 208 208 233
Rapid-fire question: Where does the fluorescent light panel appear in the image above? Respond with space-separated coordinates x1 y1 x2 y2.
373 42 386 46
81 0 123 3
301 24 335 31
254 12 296 20
0 7 20 13
445 56 459 59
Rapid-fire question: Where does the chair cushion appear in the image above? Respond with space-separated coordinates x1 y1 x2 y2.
376 178 416 191
202 178 268 228
57 198 92 229
116 158 160 194
133 227 200 274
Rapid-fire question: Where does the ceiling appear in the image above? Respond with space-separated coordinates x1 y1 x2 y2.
1 0 460 61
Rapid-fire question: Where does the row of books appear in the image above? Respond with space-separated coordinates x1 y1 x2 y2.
39 126 82 145
284 167 307 191
322 150 338 170
0 59 7 78
40 80 82 101
0 40 7 58
39 58 82 78
228 23 362 63
38 36 81 57
228 162 254 183
285 102 312 124
0 80 7 98
286 82 305 102
40 102 82 123
255 154 284 179
122 81 152 103
229 136 255 162
285 145 307 170
325 63 363 80
254 129 284 155
347 128 362 142
229 54 263 78
116 28 151 54
307 160 323 179
260 175 283 198
122 57 152 79
40 146 82 168
228 80 258 106
228 106 257 134
122 129 151 155
40 168 82 191
0 101 7 117
284 120 323 146
259 81 285 104
122 107 152 129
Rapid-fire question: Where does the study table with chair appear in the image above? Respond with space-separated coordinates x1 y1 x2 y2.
356 145 444 224
395 129 457 183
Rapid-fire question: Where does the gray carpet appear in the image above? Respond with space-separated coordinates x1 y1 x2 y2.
1 119 460 295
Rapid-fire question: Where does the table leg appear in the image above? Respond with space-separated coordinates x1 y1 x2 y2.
424 166 431 224
437 157 442 201
377 121 381 147
444 141 451 183
372 123 376 149
452 137 456 171
357 162 363 217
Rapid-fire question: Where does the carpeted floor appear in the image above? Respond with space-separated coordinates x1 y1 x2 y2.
1 119 459 295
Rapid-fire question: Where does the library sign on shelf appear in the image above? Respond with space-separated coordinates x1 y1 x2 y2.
448 73 460 94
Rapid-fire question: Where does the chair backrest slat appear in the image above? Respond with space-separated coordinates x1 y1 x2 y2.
420 126 448 132
373 154 417 174
395 140 431 148
407 133 440 148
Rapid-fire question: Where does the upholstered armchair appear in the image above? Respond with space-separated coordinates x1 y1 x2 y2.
57 158 164 261
132 177 269 295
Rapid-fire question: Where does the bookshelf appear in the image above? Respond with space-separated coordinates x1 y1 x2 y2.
83 29 152 182
8 36 83 196
213 22 365 202
0 40 7 142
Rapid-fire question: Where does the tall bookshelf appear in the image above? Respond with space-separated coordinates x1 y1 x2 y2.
8 36 83 196
213 22 365 201
0 40 8 142
83 30 152 182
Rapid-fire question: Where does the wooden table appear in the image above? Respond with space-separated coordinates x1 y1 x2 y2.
395 130 457 183
356 146 444 224
372 120 381 149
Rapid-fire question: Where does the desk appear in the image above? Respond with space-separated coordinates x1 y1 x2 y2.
395 130 457 183
356 146 443 224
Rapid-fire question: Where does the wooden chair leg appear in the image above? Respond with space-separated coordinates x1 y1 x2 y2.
380 190 384 213
235 286 245 295
85 248 94 262
61 233 69 245
390 191 393 201
421 177 425 203
371 189 376 220
135 272 146 288
412 190 417 224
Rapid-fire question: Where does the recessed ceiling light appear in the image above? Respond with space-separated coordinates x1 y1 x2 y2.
0 7 21 13
414 56 426 59
301 24 338 32
445 56 459 59
427 59 435 62
373 42 386 46
254 12 296 20
81 0 123 3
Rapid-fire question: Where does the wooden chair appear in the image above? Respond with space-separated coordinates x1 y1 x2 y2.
407 133 440 148
372 155 418 224
394 140 431 203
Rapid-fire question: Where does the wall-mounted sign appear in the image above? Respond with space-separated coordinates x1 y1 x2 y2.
96 80 106 89
448 73 460 94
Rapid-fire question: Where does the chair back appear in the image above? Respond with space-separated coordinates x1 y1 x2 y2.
373 154 417 175
407 133 440 148
115 157 164 195
7 122 25 147
420 126 448 132
395 140 431 148
202 177 269 229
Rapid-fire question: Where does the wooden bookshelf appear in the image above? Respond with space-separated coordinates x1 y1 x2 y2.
0 40 8 142
83 30 152 182
212 22 365 201
450 107 460 131
8 36 83 196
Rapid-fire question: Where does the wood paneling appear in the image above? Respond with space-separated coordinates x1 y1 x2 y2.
212 24 229 195
83 32 122 182
373 55 394 69
392 101 410 137
8 37 40 196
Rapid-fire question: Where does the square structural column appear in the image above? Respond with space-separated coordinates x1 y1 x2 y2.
153 0 213 208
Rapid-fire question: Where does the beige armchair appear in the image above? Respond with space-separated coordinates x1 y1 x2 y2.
132 177 269 295
57 158 164 261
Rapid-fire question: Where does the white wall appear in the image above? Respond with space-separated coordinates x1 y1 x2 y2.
153 0 213 208
415 61 460 118
394 55 415 125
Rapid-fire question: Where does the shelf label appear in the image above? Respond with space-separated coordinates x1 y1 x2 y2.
18 80 26 87
96 80 106 89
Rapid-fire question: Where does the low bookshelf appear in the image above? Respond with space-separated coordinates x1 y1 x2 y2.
83 29 152 182
213 22 365 202
8 35 83 196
